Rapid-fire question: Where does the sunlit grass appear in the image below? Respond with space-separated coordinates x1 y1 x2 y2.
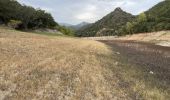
0 27 169 100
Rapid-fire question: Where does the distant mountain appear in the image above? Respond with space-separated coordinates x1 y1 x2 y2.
76 7 135 37
72 22 90 30
59 23 73 27
59 22 90 30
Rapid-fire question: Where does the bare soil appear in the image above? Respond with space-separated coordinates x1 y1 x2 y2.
100 40 170 92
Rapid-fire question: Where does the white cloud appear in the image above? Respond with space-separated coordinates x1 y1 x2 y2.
86 5 97 11
41 7 54 12
75 5 98 21
75 13 97 20
18 0 164 24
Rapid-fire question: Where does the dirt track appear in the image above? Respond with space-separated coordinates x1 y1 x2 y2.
100 40 170 84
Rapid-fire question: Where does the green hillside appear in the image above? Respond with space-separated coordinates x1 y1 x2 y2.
0 0 74 36
0 0 57 29
146 0 170 30
118 0 170 35
77 0 170 37
76 8 135 37
146 0 170 19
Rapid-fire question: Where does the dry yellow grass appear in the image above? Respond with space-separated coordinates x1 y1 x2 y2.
0 28 169 100
116 31 170 41
83 31 170 47
0 28 120 100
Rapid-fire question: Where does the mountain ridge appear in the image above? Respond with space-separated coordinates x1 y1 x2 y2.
60 22 90 30
76 7 135 37
76 0 170 37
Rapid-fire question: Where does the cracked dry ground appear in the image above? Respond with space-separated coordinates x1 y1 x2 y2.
0 29 170 100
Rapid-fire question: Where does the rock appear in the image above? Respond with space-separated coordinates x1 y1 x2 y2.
149 71 154 74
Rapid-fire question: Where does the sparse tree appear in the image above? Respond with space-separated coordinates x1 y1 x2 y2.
137 13 147 23
126 22 134 34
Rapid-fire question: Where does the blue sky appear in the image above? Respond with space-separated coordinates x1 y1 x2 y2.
18 0 163 25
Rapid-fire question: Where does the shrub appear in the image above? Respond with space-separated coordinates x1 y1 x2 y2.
7 20 22 29
55 26 75 36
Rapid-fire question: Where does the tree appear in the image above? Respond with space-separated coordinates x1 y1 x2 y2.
56 26 75 36
0 0 21 23
18 6 35 29
0 0 57 30
137 13 147 23
126 22 134 34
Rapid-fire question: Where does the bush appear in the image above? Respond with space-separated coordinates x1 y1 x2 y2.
55 26 75 36
7 20 22 29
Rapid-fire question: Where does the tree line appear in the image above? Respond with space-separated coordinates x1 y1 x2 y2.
0 0 75 36
108 0 170 36
0 0 57 29
119 13 170 36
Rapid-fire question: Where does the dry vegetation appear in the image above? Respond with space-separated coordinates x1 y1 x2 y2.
83 31 170 47
118 31 170 41
0 27 169 100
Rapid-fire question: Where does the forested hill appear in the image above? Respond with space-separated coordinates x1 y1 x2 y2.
0 0 57 29
146 0 170 19
145 0 170 30
119 0 170 35
76 0 170 37
76 8 135 37
0 0 75 36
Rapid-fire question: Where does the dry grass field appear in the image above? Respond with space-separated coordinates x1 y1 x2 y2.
0 27 169 100
117 31 170 47
84 31 170 47
117 31 170 41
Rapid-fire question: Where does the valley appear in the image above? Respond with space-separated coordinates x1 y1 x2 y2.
0 27 169 100
0 0 170 100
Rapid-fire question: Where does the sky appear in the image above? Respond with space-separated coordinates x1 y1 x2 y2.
18 0 164 25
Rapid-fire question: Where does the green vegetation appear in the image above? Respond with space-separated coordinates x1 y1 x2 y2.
120 0 170 35
0 0 56 29
76 8 135 37
77 0 170 37
119 13 148 35
7 20 22 29
1 0 169 37
125 22 134 34
0 0 74 36
56 26 75 36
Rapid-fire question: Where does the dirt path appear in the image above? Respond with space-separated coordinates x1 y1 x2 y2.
100 40 170 85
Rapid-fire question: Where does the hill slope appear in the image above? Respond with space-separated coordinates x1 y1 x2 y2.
0 27 169 99
76 8 135 37
146 0 170 30
146 0 170 19
118 0 170 35
0 0 57 29
0 0 75 36
60 22 90 30
71 22 90 30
